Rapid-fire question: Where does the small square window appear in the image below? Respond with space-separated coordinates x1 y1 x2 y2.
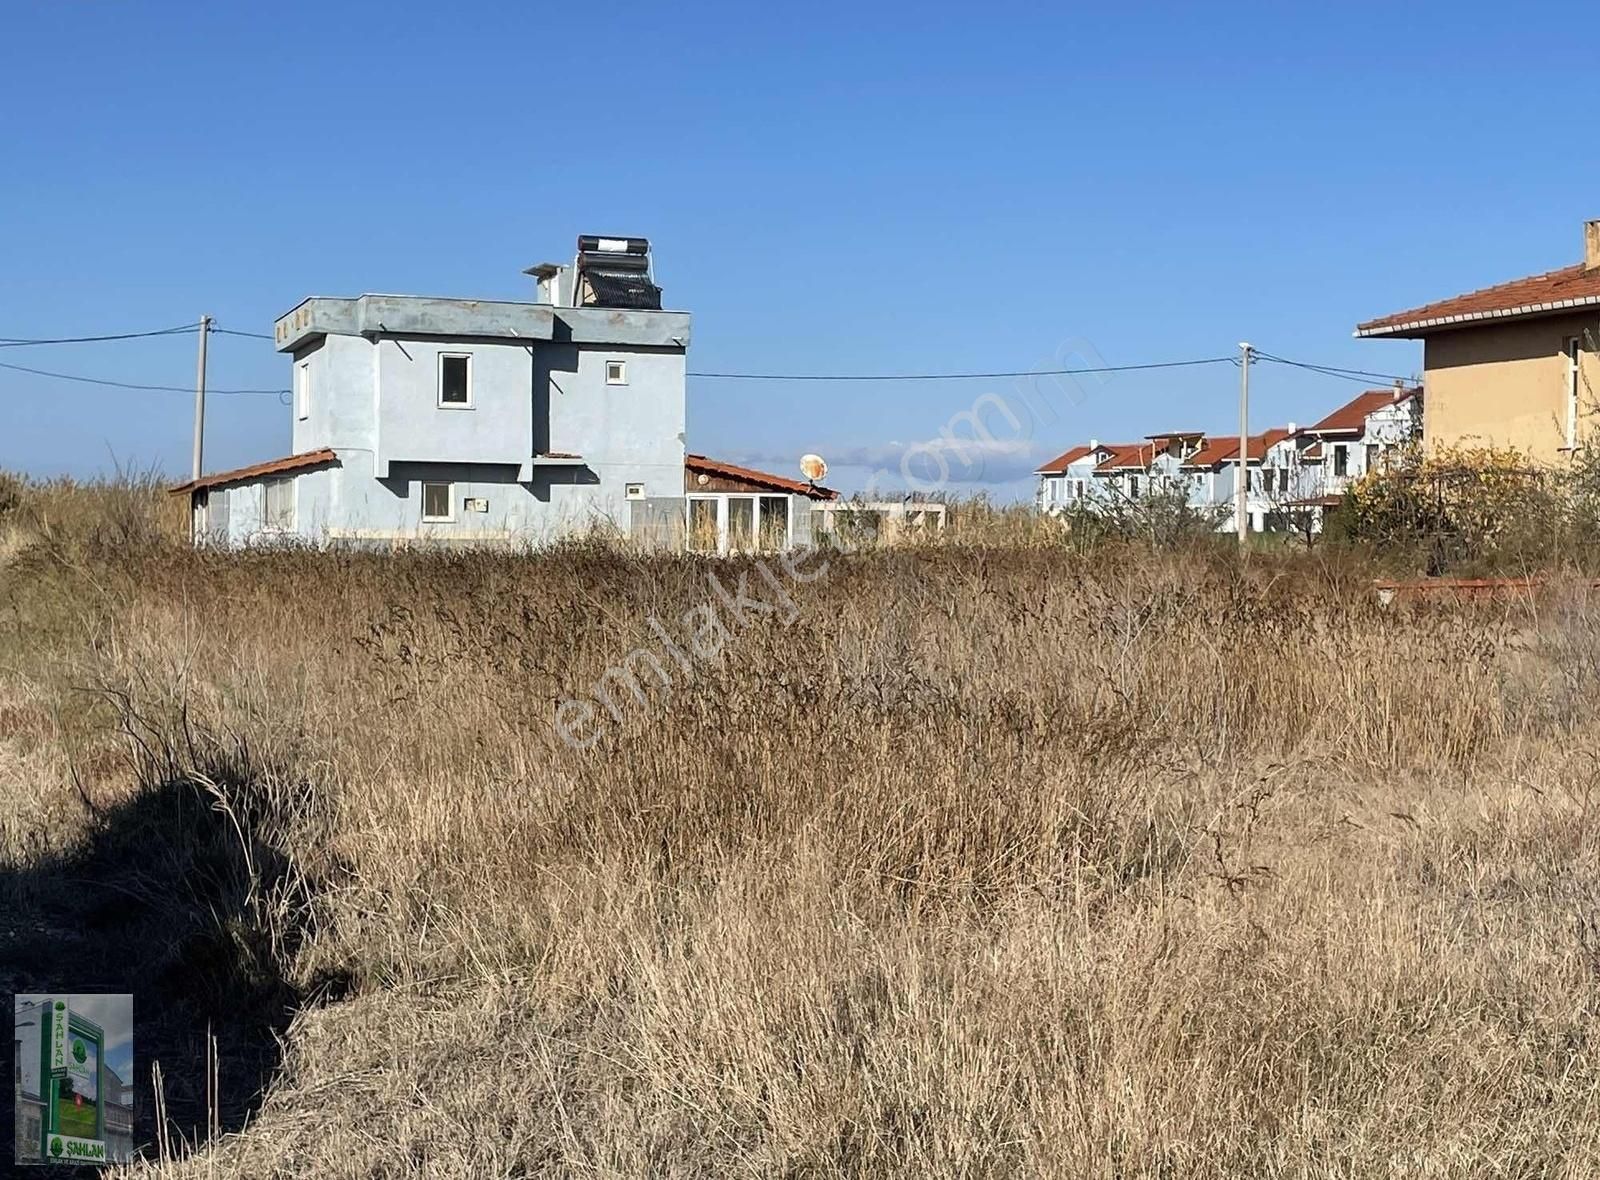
439 354 472 407
625 482 645 500
422 482 454 522
605 360 627 385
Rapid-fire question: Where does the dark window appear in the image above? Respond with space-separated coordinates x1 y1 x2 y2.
439 355 471 406
1333 446 1348 477
422 481 454 521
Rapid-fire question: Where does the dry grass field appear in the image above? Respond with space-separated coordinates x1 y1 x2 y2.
3 476 1600 1177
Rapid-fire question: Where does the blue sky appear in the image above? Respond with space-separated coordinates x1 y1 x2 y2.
3 0 1597 499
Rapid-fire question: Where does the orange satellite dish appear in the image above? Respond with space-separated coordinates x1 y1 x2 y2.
800 453 828 482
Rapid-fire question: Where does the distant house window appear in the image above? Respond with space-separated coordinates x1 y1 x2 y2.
421 481 454 522
625 482 645 500
1128 474 1140 499
438 354 472 407
1567 337 1582 449
605 360 627 385
1364 443 1378 471
1332 445 1348 477
263 478 295 529
295 361 310 421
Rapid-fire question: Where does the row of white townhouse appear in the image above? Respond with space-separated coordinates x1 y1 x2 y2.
1034 383 1422 532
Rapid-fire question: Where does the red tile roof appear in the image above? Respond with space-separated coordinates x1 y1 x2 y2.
169 448 338 495
1356 263 1600 338
1181 430 1290 469
1181 437 1239 469
1242 428 1291 462
1305 387 1420 436
1093 442 1156 473
1034 444 1098 475
686 454 839 500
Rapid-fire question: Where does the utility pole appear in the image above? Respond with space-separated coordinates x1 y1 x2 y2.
191 314 211 481
1237 341 1252 546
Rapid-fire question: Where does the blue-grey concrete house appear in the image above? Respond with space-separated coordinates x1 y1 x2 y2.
172 236 692 548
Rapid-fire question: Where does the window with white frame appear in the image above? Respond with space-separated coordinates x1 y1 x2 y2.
1567 336 1582 449
688 497 718 552
605 360 627 385
438 354 472 407
1332 445 1348 477
421 481 454 522
758 496 789 550
263 478 294 529
295 360 310 421
1128 474 1140 499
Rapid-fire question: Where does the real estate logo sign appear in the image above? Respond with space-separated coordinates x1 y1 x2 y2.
47 1000 68 1075
47 1134 107 1163
40 999 106 1165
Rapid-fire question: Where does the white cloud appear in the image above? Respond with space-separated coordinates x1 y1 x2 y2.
731 436 1045 487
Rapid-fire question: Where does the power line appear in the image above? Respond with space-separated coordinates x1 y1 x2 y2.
211 326 276 340
0 324 199 348
686 356 1237 381
0 358 286 397
1254 352 1415 385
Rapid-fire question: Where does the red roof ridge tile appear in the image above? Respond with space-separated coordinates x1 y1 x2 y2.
169 448 339 495
1357 260 1600 337
686 453 839 499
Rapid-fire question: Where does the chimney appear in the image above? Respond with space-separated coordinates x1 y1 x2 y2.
1393 379 1406 400
1287 421 1297 435
1586 219 1600 271
523 262 569 306
1088 438 1099 451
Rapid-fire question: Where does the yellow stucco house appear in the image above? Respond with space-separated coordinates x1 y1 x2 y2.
1356 220 1600 463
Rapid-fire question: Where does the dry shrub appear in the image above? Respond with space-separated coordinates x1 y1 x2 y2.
1328 444 1600 575
1 485 1598 1176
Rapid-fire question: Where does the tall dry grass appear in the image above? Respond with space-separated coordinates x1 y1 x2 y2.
2 481 1600 1176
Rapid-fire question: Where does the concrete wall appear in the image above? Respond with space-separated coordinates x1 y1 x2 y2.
375 338 536 472
290 334 373 457
1422 312 1599 461
544 344 685 499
